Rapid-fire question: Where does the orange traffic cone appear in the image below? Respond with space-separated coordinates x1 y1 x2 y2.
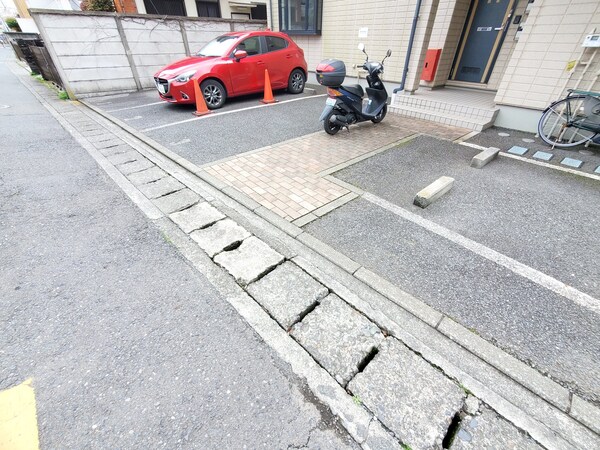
193 81 212 116
260 69 277 104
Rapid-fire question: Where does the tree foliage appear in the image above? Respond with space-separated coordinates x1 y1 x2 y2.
80 0 116 12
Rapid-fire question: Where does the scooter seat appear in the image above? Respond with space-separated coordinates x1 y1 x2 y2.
342 84 364 98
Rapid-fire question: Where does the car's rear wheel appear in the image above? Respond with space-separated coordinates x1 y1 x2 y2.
288 69 305 94
200 79 226 110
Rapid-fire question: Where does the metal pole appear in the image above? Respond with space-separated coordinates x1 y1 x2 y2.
393 0 422 93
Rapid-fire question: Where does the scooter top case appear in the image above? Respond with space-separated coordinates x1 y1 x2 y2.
316 59 346 87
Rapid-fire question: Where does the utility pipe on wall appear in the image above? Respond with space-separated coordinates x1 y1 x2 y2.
394 0 423 93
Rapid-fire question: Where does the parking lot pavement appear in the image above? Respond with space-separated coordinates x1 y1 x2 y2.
201 115 469 220
465 126 600 175
304 135 600 402
87 88 319 132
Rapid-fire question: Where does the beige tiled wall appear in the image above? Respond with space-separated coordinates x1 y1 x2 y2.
271 0 440 86
486 0 527 90
495 0 600 110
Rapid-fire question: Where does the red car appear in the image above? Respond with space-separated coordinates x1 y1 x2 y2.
153 30 307 109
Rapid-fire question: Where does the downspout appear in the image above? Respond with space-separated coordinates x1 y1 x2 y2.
394 0 423 93
268 0 274 30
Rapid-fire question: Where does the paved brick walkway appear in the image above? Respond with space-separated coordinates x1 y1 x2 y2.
205 115 468 221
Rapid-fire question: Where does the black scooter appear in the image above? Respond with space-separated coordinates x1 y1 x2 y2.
316 44 391 135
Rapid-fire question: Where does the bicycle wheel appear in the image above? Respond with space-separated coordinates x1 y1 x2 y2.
538 96 597 148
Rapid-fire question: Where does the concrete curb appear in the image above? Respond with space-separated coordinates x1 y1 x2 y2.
23 71 598 448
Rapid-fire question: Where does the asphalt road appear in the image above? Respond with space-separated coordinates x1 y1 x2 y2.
0 47 357 449
305 136 600 402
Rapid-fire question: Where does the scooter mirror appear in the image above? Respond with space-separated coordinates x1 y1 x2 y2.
358 43 365 52
386 49 392 57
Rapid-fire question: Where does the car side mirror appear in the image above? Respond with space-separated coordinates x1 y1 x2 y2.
234 50 248 61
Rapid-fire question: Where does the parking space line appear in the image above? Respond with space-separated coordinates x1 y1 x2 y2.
141 94 327 133
106 101 165 113
363 192 600 315
0 379 40 450
500 152 600 182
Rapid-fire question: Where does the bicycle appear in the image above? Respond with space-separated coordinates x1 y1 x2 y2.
537 89 600 148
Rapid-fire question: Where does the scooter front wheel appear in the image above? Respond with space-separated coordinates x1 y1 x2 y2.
371 104 387 124
324 110 341 135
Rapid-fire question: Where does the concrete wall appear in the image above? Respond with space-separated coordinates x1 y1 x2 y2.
30 9 266 97
495 0 600 110
272 0 440 91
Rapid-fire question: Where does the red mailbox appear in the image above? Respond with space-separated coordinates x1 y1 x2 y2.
421 49 442 82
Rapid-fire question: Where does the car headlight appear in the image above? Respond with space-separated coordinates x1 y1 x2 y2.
174 70 196 83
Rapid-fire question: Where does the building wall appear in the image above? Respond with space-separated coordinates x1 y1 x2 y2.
272 0 440 89
485 0 527 91
495 0 600 110
114 0 138 14
30 10 265 96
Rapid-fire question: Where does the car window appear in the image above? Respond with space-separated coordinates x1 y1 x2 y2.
265 36 288 53
236 37 262 56
196 35 238 57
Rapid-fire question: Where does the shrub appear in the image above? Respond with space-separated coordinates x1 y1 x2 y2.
5 17 21 31
80 0 115 12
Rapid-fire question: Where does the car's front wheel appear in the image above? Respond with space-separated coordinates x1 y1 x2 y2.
288 69 305 94
200 79 226 110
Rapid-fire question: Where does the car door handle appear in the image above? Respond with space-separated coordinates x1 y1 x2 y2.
286 54 292 59
257 60 265 65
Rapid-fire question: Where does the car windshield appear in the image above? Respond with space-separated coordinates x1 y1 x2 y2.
196 35 239 57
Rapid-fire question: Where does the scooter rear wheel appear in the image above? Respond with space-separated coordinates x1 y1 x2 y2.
324 110 341 135
371 104 387 124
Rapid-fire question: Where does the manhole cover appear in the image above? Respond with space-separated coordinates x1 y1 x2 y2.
498 132 510 137
522 138 535 143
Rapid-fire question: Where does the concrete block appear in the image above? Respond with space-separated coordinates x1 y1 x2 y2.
247 261 329 330
137 176 184 199
561 157 583 169
452 407 543 449
152 189 200 214
362 418 403 450
532 151 553 161
127 166 167 186
214 236 284 286
97 144 131 157
507 146 528 155
570 395 600 435
190 218 250 258
169 201 225 234
348 338 466 449
117 158 155 176
107 151 141 166
470 147 500 168
464 395 480 415
414 176 455 208
291 294 384 386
